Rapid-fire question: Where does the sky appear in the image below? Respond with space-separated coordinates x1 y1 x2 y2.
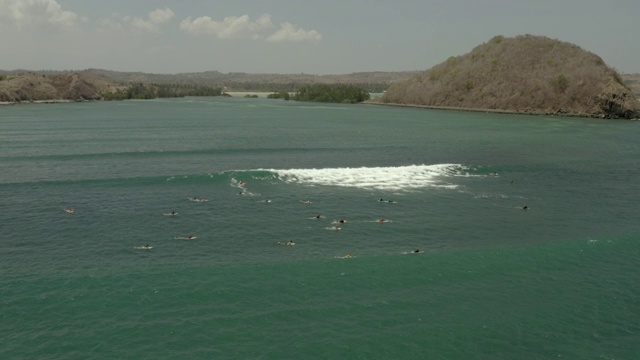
1 0 638 75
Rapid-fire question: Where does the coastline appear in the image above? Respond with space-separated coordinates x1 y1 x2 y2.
363 100 639 120
1 99 75 106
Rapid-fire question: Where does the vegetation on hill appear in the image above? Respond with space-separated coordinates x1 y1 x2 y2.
102 83 225 100
0 72 102 102
382 35 640 119
292 84 370 103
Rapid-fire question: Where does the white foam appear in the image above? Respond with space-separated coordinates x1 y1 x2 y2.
261 164 466 191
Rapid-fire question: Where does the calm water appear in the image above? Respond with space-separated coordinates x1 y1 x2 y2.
1 97 639 359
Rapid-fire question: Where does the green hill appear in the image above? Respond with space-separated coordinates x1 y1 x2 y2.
382 35 640 119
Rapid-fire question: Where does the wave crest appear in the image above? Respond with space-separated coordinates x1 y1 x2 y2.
260 164 468 190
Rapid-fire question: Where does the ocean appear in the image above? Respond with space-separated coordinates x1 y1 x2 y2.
1 97 639 359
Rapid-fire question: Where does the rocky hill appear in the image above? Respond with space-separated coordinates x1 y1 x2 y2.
0 72 109 103
382 35 640 119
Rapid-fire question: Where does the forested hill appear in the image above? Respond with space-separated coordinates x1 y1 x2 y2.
382 35 640 119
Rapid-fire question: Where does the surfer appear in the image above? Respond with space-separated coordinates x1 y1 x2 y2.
522 205 528 210
377 218 386 223
286 240 294 246
414 249 421 253
338 219 347 224
315 214 322 219
64 208 74 214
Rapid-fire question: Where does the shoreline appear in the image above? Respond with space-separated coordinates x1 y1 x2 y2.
1 99 75 106
363 101 639 120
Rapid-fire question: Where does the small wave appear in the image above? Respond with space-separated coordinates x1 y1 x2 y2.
259 164 467 191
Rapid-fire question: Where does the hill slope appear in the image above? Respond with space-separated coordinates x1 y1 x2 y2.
382 35 640 119
0 72 105 102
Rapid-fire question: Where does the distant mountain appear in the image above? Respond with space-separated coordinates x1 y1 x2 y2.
78 69 418 92
381 35 640 119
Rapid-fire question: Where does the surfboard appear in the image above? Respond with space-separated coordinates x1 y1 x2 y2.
163 212 178 216
134 246 153 250
277 241 295 246
64 208 74 214
403 250 424 254
175 236 197 240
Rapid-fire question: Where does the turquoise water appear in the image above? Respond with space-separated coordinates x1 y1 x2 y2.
1 98 639 359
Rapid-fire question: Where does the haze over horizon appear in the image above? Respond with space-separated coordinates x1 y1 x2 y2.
1 0 638 75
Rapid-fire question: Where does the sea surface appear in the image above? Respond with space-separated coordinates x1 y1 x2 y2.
1 97 639 359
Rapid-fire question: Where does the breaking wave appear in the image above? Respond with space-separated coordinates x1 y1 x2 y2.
260 164 469 190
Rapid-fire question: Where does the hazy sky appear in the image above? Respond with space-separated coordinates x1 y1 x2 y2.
1 0 638 74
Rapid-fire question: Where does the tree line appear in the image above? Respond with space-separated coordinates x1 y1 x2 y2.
102 83 226 100
291 84 371 103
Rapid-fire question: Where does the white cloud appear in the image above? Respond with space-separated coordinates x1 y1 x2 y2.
131 7 174 33
266 22 323 42
180 13 273 39
180 13 322 42
0 0 79 28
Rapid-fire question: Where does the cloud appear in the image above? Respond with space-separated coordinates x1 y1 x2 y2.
0 0 79 28
266 22 323 42
180 13 273 39
180 13 322 42
131 7 174 32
